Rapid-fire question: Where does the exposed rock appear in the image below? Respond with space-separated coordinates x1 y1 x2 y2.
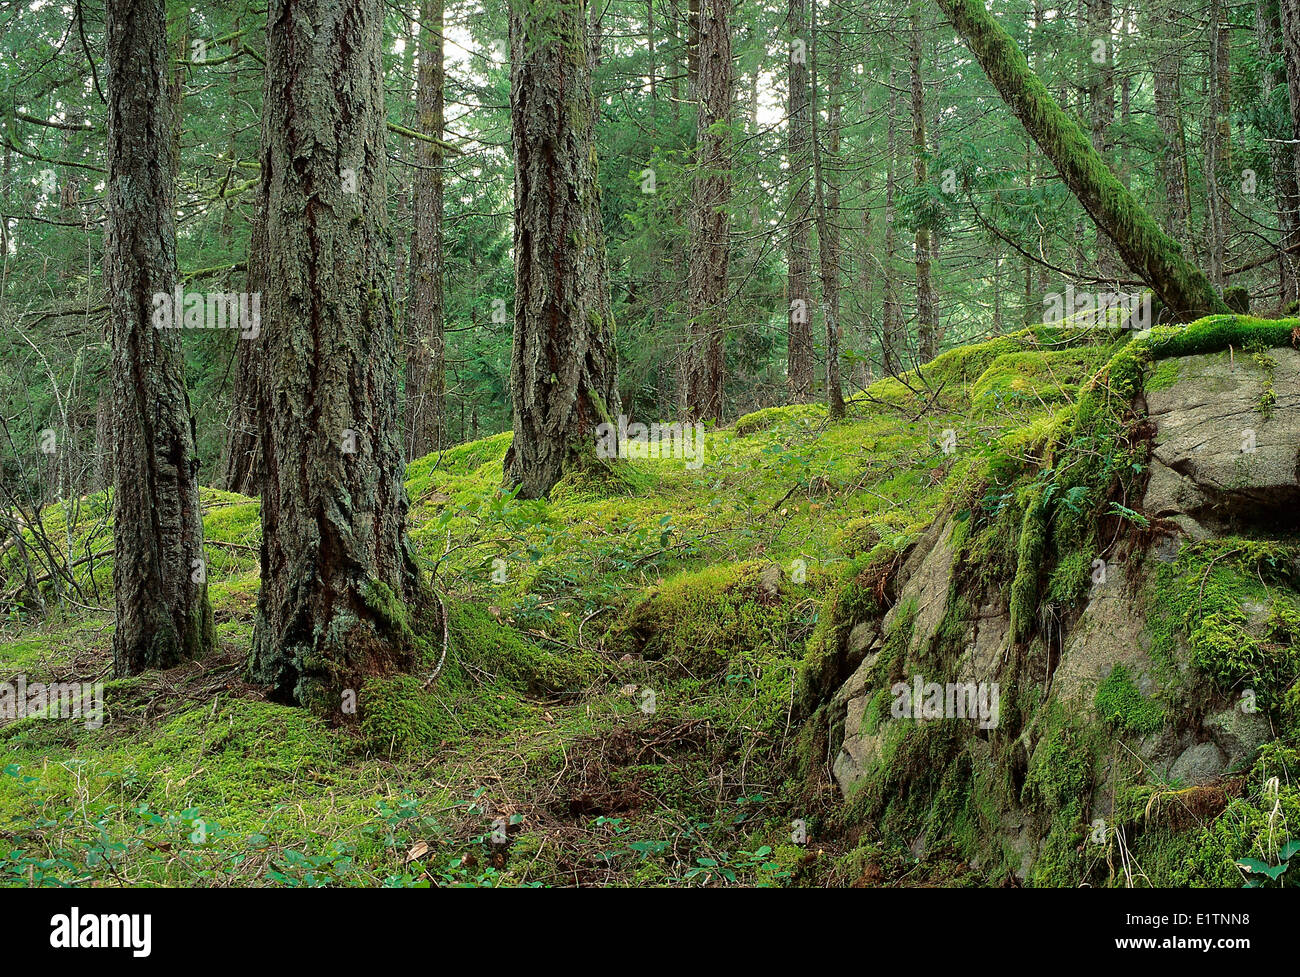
882 519 958 658
847 621 878 658
758 563 783 599
1168 741 1228 785
1143 349 1300 533
833 692 888 790
957 599 1009 686
1205 706 1272 769
834 649 880 705
1051 561 1155 710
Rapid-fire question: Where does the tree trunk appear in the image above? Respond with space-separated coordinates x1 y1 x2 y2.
1086 0 1118 279
786 0 815 401
219 197 266 496
910 7 936 362
934 0 1228 318
105 0 213 675
1277 0 1300 307
812 8 844 418
1204 0 1231 286
506 0 621 499
1259 0 1300 307
1151 3 1192 256
406 0 447 458
684 0 731 423
883 71 903 375
249 0 423 712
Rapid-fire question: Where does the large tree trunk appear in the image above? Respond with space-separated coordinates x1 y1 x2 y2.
934 0 1227 318
506 0 621 499
249 0 423 712
812 7 844 418
406 0 447 458
105 0 213 675
684 0 731 423
909 8 936 362
786 0 815 401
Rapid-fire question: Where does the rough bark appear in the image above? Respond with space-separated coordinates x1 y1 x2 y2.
506 0 621 499
934 0 1228 318
105 0 214 675
249 0 423 712
406 0 447 458
684 0 731 423
786 0 815 401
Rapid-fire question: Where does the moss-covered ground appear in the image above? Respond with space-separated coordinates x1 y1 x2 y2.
3 315 1299 886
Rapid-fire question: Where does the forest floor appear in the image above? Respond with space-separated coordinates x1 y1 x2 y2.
0 313 1293 886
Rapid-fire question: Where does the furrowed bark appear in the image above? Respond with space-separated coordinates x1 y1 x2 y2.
406 0 447 458
684 0 731 424
1150 2 1192 256
105 0 214 675
250 0 423 713
506 0 621 499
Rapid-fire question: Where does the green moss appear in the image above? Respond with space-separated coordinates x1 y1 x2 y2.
1009 490 1048 641
1145 359 1182 392
1094 664 1164 735
733 403 824 437
612 561 818 677
1149 540 1300 709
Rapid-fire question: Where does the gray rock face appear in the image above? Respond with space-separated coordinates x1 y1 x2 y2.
1168 741 1228 785
1052 561 1155 710
1206 706 1273 769
1143 349 1300 533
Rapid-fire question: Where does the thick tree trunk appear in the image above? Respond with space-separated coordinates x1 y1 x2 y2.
812 9 844 418
406 0 447 458
910 8 936 362
684 0 730 423
786 0 815 401
105 0 214 676
934 0 1228 318
506 0 621 499
249 0 423 712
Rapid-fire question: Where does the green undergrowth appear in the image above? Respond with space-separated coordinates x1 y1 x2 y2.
3 313 1298 886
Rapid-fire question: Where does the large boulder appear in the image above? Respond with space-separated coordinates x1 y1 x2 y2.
1143 349 1300 534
